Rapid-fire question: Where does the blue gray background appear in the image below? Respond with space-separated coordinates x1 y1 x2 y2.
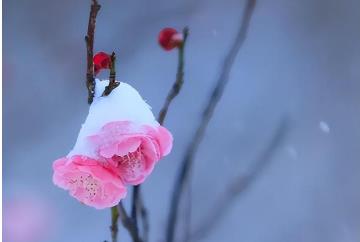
3 0 360 242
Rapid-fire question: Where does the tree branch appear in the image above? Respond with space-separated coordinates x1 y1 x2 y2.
129 186 150 242
139 190 149 242
189 118 290 241
83 1 139 242
165 1 257 242
117 202 143 242
102 52 120 96
130 186 140 239
110 206 119 242
131 27 189 242
85 0 101 104
158 27 189 125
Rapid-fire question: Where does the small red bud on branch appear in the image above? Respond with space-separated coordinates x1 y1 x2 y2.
93 51 111 75
158 28 184 51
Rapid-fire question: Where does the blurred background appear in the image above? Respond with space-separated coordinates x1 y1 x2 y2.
3 0 360 241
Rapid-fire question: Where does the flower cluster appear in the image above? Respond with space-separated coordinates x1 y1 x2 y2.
52 80 173 209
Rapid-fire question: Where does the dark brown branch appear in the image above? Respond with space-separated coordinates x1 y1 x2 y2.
102 52 120 96
189 118 289 241
131 186 149 242
83 2 139 242
139 195 149 242
130 186 140 239
117 202 143 242
85 0 101 104
131 27 190 242
165 1 257 242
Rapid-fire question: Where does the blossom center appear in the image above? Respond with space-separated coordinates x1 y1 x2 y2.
112 148 145 180
69 173 100 200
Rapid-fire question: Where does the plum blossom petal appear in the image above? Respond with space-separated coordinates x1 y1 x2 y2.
87 121 172 185
68 81 159 158
143 125 173 156
53 155 127 209
52 81 173 208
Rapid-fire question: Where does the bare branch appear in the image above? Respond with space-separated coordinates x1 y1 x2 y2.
117 202 143 242
189 118 290 241
83 2 139 242
110 206 119 242
165 1 257 242
132 27 190 242
139 191 149 242
158 27 189 125
183 172 193 242
85 0 101 104
102 52 120 96
130 186 140 239
130 186 150 242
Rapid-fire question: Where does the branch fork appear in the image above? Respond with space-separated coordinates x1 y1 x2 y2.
102 52 120 97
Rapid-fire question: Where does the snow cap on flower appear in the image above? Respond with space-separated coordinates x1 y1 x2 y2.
53 80 173 209
93 52 111 75
158 28 183 51
69 80 168 158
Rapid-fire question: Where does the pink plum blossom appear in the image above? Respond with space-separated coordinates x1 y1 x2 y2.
52 80 173 209
53 155 127 209
88 121 172 185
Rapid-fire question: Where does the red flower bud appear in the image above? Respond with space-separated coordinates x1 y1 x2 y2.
158 28 183 51
93 52 111 75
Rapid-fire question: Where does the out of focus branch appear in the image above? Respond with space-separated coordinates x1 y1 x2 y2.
132 27 189 242
165 1 257 242
189 118 290 241
139 191 149 242
110 206 119 242
117 202 143 242
85 0 101 104
183 170 193 242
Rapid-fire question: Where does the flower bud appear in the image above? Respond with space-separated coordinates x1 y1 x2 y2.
93 52 111 75
158 28 183 51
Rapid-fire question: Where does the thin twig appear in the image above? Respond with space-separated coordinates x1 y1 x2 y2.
183 168 193 242
131 186 150 242
189 118 289 241
139 192 149 242
165 1 257 242
102 52 120 96
85 0 101 104
110 206 119 242
84 1 139 242
158 27 189 125
117 202 143 242
132 27 190 242
130 186 140 239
